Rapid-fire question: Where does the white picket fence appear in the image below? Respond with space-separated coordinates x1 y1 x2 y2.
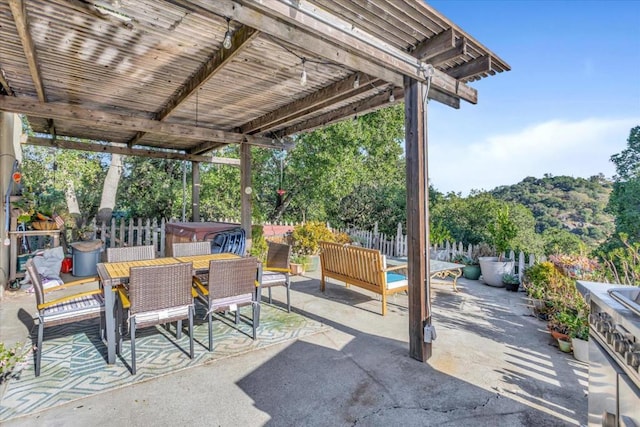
345 222 539 276
85 217 301 257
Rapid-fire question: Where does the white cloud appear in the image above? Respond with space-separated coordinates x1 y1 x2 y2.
428 117 639 195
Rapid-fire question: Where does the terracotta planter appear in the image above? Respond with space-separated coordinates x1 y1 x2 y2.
548 326 570 342
290 263 304 276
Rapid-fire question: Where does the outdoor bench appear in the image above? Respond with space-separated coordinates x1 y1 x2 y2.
318 241 408 316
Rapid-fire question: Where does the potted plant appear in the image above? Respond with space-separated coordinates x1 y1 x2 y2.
452 254 481 280
289 253 305 276
291 222 335 272
478 207 517 287
502 273 520 292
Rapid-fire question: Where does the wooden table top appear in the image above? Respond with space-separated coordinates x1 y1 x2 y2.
174 253 240 270
102 257 180 279
101 253 242 279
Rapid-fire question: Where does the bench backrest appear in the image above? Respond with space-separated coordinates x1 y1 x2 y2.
319 241 385 288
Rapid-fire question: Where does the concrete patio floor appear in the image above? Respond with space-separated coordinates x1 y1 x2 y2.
0 270 587 426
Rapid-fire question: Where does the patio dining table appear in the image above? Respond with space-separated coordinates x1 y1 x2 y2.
97 253 241 364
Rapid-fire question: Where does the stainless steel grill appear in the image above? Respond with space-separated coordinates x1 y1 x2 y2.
578 281 640 427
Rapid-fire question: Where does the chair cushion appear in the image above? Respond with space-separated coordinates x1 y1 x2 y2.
261 271 287 286
385 272 408 290
211 293 253 311
132 304 191 327
42 294 104 323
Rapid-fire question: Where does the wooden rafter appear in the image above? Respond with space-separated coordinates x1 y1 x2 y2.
26 137 241 165
275 87 404 137
413 28 455 61
448 55 492 80
180 0 477 105
190 136 293 155
8 0 46 102
426 38 467 67
0 96 282 147
244 74 388 135
128 25 260 147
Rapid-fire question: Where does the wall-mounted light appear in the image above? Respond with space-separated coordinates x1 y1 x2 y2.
300 58 307 86
389 91 395 103
353 74 360 89
223 17 232 50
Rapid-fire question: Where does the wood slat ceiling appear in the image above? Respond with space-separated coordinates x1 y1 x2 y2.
0 0 509 158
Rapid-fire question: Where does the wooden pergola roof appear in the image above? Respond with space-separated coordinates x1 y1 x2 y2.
0 0 509 161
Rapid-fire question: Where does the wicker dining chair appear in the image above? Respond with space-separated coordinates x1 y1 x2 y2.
172 242 211 257
259 241 292 312
25 259 104 377
106 245 156 262
116 262 194 374
192 257 261 351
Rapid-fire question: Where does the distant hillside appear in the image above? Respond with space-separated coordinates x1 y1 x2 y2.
490 174 614 247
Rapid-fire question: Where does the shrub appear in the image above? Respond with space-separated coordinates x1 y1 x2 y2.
332 231 351 244
291 221 335 255
249 225 267 262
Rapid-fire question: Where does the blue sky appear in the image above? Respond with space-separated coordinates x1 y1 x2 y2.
425 0 640 195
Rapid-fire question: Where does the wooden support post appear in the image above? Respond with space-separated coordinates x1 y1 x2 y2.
240 143 252 252
192 161 200 222
404 76 431 362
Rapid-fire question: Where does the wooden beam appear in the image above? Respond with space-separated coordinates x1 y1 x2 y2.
426 38 467 67
8 0 46 102
26 136 241 165
448 55 492 80
250 77 388 135
274 84 459 137
404 75 430 362
0 96 276 147
179 0 477 105
190 136 293 155
240 72 379 134
128 25 260 147
413 28 455 61
275 87 403 137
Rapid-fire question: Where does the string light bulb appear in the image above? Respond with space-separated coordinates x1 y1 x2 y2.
300 58 307 86
353 74 360 89
389 91 395 103
222 17 232 50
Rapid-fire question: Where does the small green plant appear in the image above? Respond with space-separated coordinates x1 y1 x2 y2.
502 273 520 285
1 341 29 383
452 254 477 266
487 206 517 260
290 253 306 264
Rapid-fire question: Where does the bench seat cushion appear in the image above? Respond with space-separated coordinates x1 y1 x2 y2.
386 272 407 290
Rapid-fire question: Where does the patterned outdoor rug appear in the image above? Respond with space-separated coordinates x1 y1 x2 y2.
0 304 329 421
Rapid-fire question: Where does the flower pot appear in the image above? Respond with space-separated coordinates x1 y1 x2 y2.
548 327 570 342
504 282 520 292
557 338 572 353
462 265 481 280
572 337 589 362
290 263 304 276
478 257 514 287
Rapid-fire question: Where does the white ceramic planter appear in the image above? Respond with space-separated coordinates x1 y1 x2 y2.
478 256 515 287
572 337 589 362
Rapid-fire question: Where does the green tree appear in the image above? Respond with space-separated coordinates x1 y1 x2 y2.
606 126 640 244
